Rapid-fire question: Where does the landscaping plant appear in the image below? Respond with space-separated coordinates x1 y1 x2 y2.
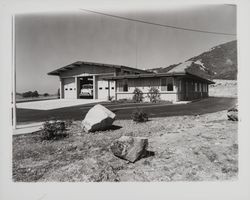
132 88 144 103
147 87 160 103
41 120 71 140
131 108 148 123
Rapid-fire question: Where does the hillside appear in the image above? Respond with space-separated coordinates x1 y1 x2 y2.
149 40 237 80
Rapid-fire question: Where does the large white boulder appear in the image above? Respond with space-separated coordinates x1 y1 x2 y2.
81 104 116 132
110 136 148 163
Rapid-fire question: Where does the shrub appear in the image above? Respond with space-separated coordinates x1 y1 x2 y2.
32 90 39 97
41 120 71 140
22 91 33 98
147 87 160 103
132 88 143 103
22 91 39 98
131 108 148 123
43 93 49 97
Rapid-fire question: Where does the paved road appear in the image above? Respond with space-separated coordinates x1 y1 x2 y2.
16 97 237 124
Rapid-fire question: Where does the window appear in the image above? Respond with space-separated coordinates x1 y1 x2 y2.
199 83 202 92
203 83 207 92
105 87 109 90
111 87 114 90
195 82 198 92
118 80 128 92
65 88 68 90
161 77 173 91
99 87 102 90
179 80 182 92
123 82 128 92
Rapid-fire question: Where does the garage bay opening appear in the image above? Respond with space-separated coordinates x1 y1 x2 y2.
79 76 93 99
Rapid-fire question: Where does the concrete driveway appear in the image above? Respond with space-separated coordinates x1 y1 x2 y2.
16 99 106 110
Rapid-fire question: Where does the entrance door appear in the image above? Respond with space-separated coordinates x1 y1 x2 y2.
63 78 76 99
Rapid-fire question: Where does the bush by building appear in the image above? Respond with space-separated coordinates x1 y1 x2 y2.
132 88 144 103
147 87 160 103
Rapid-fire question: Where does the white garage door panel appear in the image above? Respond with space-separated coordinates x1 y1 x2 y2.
97 80 115 100
109 81 116 97
63 78 76 99
98 80 108 100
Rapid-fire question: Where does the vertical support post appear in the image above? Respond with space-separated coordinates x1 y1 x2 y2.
75 76 78 99
59 78 63 99
93 75 96 99
207 83 209 97
108 80 110 101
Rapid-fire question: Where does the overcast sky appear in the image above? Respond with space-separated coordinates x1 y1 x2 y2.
15 4 236 94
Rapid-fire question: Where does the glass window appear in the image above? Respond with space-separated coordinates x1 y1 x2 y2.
161 77 173 91
195 82 198 92
118 80 128 92
179 80 182 92
123 82 128 92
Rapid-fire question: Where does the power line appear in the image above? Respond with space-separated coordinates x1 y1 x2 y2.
80 8 236 36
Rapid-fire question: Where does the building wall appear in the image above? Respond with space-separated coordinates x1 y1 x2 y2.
116 77 179 102
177 78 209 101
59 64 143 99
115 77 209 102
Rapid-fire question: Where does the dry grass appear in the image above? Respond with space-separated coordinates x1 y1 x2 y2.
209 79 237 98
13 110 238 182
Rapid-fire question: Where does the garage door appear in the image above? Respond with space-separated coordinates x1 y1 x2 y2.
98 80 108 100
97 80 115 100
63 78 76 99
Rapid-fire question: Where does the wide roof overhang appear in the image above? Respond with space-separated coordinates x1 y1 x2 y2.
104 72 215 84
47 61 151 76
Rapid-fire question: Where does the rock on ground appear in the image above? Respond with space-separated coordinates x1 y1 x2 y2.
81 104 116 132
110 136 148 163
227 105 238 121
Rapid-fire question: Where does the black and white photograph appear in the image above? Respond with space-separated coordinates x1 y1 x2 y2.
13 4 238 182
1 0 250 199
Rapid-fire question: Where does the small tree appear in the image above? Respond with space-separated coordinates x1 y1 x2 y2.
22 91 33 98
132 88 143 103
32 90 39 97
147 87 160 103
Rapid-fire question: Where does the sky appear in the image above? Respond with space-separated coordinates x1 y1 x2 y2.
15 4 236 94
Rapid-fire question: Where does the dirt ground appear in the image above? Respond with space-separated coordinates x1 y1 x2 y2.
13 109 238 182
209 79 237 97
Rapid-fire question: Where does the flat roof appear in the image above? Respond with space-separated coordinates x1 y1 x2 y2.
47 61 152 76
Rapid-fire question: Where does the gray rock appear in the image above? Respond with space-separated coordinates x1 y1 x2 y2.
227 105 238 121
81 104 116 132
110 136 148 163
